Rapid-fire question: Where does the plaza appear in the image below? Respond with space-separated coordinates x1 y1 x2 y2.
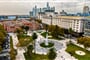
8 30 76 60
0 1 90 60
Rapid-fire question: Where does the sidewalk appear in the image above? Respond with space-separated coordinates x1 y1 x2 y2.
32 31 77 60
9 33 25 60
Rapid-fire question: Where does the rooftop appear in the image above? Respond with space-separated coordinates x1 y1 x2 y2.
56 16 84 20
42 15 88 20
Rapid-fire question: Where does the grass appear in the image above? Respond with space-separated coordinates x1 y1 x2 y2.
40 42 54 48
41 32 47 38
10 36 14 49
17 33 33 47
41 32 63 40
66 43 90 60
24 44 49 60
24 52 49 60
10 36 17 60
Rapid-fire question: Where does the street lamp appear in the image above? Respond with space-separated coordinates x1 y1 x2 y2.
49 15 53 26
49 15 53 32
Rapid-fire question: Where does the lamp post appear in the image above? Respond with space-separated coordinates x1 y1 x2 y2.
49 15 53 26
49 15 53 32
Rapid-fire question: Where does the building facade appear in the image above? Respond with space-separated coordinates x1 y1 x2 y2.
41 15 87 33
30 2 55 18
83 17 90 36
0 19 40 32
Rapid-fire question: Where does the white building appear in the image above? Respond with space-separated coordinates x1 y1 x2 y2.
41 15 87 33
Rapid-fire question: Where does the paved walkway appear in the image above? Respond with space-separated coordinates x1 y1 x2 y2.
9 33 25 60
8 31 78 60
29 31 77 60
71 39 90 51
55 39 77 60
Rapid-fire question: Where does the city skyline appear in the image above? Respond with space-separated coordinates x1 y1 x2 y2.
0 1 90 15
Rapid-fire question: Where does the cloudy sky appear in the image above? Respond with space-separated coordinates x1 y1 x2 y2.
0 0 90 15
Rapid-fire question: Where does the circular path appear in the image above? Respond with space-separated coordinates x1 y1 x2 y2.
35 39 64 55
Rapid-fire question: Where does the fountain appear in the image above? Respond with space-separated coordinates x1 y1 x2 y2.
40 30 54 48
35 25 64 55
45 30 49 46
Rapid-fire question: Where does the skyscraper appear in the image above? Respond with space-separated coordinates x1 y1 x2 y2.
29 2 55 17
83 6 89 14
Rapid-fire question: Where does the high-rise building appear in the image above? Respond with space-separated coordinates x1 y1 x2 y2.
29 2 56 18
29 5 38 18
83 6 89 14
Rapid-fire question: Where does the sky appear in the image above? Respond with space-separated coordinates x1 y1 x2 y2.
0 0 90 15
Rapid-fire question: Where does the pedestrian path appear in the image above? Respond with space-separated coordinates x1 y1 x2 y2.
31 31 77 60
9 33 25 60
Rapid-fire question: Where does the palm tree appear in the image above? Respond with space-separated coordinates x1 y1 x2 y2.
32 32 37 53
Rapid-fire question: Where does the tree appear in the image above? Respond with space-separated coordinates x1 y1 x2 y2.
0 46 2 52
27 45 33 58
15 28 23 34
0 25 6 52
32 33 37 40
21 25 25 29
51 25 63 38
32 33 37 53
48 48 57 60
68 28 74 43
21 26 29 33
36 19 42 23
51 25 59 38
77 37 85 44
68 28 73 36
0 32 5 45
77 37 90 48
48 25 55 32
44 24 48 32
59 28 64 36
0 25 6 36
24 26 29 32
10 49 17 60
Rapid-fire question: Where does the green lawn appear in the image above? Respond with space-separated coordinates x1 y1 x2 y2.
10 36 17 60
17 34 33 47
41 32 47 38
10 36 14 49
24 53 49 60
66 43 90 60
41 32 63 40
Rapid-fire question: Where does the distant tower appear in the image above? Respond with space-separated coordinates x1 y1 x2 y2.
83 6 89 14
33 5 38 17
35 5 37 16
47 2 50 9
